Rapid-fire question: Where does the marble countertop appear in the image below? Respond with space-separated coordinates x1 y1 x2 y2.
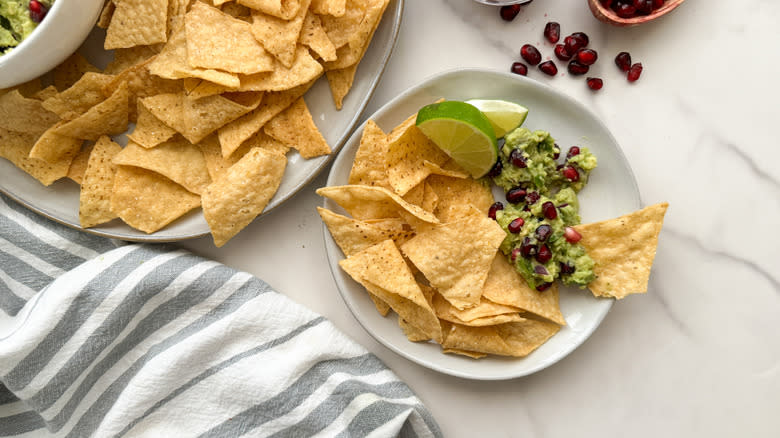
181 0 780 436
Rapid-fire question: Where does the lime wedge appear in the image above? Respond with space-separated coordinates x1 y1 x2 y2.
465 99 528 138
415 101 498 178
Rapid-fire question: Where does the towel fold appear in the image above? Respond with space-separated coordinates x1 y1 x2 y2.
0 194 441 438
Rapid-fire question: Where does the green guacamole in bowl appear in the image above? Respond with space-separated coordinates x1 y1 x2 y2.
0 0 54 55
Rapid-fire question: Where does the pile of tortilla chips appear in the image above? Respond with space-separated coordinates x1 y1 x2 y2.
317 111 668 359
0 0 390 246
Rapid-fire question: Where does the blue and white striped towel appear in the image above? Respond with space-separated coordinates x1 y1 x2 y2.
0 194 441 438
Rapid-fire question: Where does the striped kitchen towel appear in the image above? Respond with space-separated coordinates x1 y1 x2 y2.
0 194 441 438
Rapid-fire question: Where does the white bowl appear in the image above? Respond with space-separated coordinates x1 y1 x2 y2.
0 0 104 89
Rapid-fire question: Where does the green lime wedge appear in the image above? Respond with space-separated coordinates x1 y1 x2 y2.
415 101 498 178
465 99 529 138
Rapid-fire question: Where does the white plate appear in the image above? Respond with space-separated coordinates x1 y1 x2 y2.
323 68 642 380
0 0 404 242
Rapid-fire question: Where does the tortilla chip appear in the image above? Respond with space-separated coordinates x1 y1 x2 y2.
183 79 234 99
52 82 129 141
317 207 412 257
113 139 212 195
238 0 301 20
316 185 440 223
33 86 59 102
574 203 669 299
0 128 70 186
127 101 178 148
399 317 431 342
167 0 192 37
202 147 287 246
322 0 388 70
79 136 122 228
325 64 356 110
217 83 310 158
97 0 116 29
369 293 391 316
67 143 95 184
432 293 523 325
29 123 85 164
249 0 311 68
347 120 389 188
442 319 559 357
319 0 366 49
111 166 202 234
442 348 487 359
42 72 115 121
103 56 182 122
311 0 345 16
239 45 323 92
104 44 163 75
299 11 337 62
400 206 506 310
427 174 494 223
424 160 469 179
339 240 442 342
105 0 168 49
52 52 100 91
0 90 60 136
494 319 561 357
385 116 450 196
263 98 330 159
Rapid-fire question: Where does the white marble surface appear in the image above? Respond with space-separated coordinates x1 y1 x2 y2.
180 0 780 436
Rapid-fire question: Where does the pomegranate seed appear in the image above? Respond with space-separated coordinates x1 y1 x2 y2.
552 44 570 61
521 44 542 66
561 166 579 182
564 226 582 243
563 35 586 55
511 248 522 262
652 0 665 8
536 282 553 292
566 146 580 159
525 191 541 204
538 60 558 76
520 237 537 258
511 62 528 76
488 202 504 220
500 5 522 21
571 32 590 46
543 22 560 43
615 3 637 18
575 49 598 66
488 159 502 177
586 77 604 90
534 265 549 275
510 149 527 168
560 262 576 274
506 187 527 204
615 52 632 72
508 217 525 233
636 0 653 14
29 0 46 22
553 144 561 160
567 61 589 76
542 201 557 220
535 224 552 242
536 244 552 264
601 0 613 7
628 62 643 82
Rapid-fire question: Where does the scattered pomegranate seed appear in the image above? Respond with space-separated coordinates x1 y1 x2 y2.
564 226 583 243
508 217 525 233
560 262 576 274
563 35 586 55
488 202 504 220
570 32 590 46
506 187 527 204
500 5 522 21
615 52 632 72
575 48 598 66
510 149 527 168
586 77 604 90
521 44 542 65
511 62 528 76
627 62 643 82
561 166 580 181
525 191 541 204
536 245 552 264
543 22 560 43
567 60 589 76
536 282 553 292
535 224 552 242
520 237 537 258
542 201 558 220
29 0 46 22
538 60 558 76
553 44 571 61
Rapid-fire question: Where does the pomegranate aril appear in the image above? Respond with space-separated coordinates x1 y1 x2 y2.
521 44 542 66
563 36 585 55
536 282 553 292
508 217 525 233
510 149 527 168
586 77 604 90
566 146 580 159
575 48 598 66
561 166 579 182
542 201 557 220
538 60 558 76
488 158 502 177
628 62 643 82
652 0 665 8
488 202 504 220
615 3 637 18
554 44 571 61
511 248 522 262
615 52 632 72
570 32 590 47
560 262 576 274
567 61 589 76
29 0 46 22
506 187 527 204
553 144 561 160
536 245 552 264
511 62 528 76
564 226 582 243
500 5 522 21
520 237 537 258
534 265 549 276
544 22 560 43
535 224 552 242
636 0 653 14
525 191 541 205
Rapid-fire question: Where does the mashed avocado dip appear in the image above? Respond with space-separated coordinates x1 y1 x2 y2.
0 1 54 56
490 127 598 291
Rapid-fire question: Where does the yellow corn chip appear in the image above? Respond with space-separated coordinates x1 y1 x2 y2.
105 0 168 50
185 2 276 75
0 90 60 136
263 98 330 159
34 86 58 102
316 185 440 223
325 64 356 110
183 79 234 99
574 203 669 299
385 116 450 196
319 0 366 49
339 240 442 343
104 44 163 75
42 72 114 121
52 52 100 91
126 101 178 148
442 319 559 357
424 160 469 179
432 293 523 325
29 123 85 164
442 348 487 359
494 319 561 357
322 0 388 70
239 45 323 92
202 147 287 246
249 0 311 68
317 207 412 257
427 174 494 223
299 11 337 61
238 0 301 20
0 128 70 186
53 83 129 141
399 317 431 342
79 136 122 228
97 0 116 29
400 206 506 310
311 0 345 16
67 143 94 185
111 165 202 234
167 0 191 38
103 55 182 122
113 139 212 195
347 120 389 188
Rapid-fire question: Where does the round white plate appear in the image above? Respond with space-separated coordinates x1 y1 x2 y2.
0 0 404 242
323 68 641 380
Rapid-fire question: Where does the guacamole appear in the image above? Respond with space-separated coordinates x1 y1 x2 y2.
0 1 54 56
490 127 598 291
